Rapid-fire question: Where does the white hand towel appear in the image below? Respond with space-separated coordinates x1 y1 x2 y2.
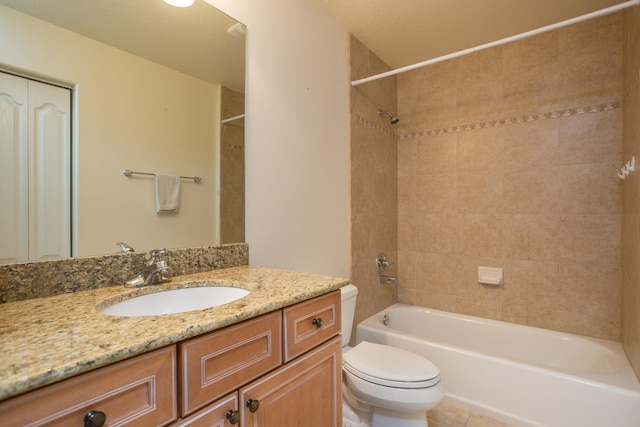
155 174 181 212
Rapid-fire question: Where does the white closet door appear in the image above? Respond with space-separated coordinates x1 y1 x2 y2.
28 80 71 261
0 72 71 263
0 72 28 263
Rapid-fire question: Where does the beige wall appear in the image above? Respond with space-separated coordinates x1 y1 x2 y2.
1 5 219 256
622 7 640 379
208 0 351 278
349 36 398 333
394 13 623 341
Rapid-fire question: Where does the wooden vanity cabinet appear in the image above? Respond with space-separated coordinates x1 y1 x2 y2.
0 346 177 427
0 290 342 427
177 290 342 427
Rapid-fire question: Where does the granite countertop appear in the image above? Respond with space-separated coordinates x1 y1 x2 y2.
0 265 349 401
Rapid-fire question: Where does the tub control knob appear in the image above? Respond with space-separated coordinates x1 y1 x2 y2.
84 411 106 427
312 317 323 328
246 399 260 412
226 409 240 424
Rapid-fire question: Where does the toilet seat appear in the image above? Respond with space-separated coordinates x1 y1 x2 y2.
343 341 440 389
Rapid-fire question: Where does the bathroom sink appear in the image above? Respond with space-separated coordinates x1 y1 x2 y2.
99 286 250 316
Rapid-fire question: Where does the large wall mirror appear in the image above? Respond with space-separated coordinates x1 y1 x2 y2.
0 0 245 263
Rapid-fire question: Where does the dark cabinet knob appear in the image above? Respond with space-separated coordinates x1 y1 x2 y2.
246 398 260 412
84 411 106 427
312 317 323 328
226 409 240 424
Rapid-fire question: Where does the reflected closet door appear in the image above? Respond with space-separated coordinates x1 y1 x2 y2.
0 72 71 263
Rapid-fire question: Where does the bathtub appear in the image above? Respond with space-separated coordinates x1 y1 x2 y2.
356 304 640 427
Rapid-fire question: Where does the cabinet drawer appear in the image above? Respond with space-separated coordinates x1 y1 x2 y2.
179 311 281 416
170 392 238 427
0 346 177 427
283 290 341 362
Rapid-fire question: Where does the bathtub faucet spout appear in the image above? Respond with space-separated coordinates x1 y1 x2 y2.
378 275 397 285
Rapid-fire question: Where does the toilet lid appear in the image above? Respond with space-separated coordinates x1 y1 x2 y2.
343 341 440 388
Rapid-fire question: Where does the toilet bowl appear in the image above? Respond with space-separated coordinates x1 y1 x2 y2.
340 285 444 427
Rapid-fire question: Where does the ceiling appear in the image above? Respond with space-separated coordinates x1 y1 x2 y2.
0 0 246 91
313 0 630 70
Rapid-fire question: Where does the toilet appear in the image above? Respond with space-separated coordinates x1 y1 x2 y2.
340 285 444 427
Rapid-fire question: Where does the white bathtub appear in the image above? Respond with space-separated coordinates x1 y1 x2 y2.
356 304 640 427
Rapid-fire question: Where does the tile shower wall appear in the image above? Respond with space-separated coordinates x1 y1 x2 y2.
220 86 246 244
350 35 398 335
622 7 640 378
396 13 623 340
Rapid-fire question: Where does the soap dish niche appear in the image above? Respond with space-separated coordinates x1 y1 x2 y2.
478 266 503 286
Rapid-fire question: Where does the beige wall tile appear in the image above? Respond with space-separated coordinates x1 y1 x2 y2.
457 127 505 172
351 14 628 351
503 169 559 214
457 214 502 258
393 14 622 341
457 172 503 214
398 139 417 177
502 32 560 113
503 119 558 171
557 110 622 165
350 36 398 337
417 173 457 214
417 133 457 174
557 163 621 214
417 213 458 254
556 214 620 264
398 213 421 251
502 214 558 261
622 6 640 379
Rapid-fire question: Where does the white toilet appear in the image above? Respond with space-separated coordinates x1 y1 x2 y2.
341 285 444 427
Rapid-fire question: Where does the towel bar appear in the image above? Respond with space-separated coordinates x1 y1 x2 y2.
123 169 202 183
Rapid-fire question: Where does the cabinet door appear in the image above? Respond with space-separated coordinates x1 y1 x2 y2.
0 346 177 427
240 336 342 427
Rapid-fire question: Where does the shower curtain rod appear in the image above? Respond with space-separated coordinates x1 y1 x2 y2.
351 0 639 87
221 114 245 124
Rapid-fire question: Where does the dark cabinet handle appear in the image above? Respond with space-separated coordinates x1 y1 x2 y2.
246 398 260 413
84 411 106 427
226 409 240 424
312 317 323 328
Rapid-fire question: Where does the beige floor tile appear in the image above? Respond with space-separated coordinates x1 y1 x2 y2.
427 401 469 427
466 413 515 427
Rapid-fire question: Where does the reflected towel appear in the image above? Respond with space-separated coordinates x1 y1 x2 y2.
155 174 181 212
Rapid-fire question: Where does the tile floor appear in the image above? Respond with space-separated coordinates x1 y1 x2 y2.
427 401 514 427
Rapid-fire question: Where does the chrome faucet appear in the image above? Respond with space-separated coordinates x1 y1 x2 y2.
125 248 171 287
376 252 398 285
116 241 135 253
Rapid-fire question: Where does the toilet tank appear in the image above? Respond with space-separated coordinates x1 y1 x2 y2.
340 284 358 346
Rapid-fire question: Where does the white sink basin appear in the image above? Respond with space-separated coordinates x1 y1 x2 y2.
99 286 250 316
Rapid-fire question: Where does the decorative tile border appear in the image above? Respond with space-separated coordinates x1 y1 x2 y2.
398 101 621 140
355 115 396 138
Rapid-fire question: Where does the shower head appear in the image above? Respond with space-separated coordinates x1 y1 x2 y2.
378 110 399 125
